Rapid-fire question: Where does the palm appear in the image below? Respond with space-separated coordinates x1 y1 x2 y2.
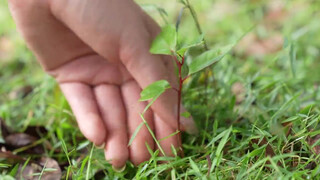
51 55 160 167
51 55 132 86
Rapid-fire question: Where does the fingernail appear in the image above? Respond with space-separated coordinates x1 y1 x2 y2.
112 164 126 173
95 142 105 149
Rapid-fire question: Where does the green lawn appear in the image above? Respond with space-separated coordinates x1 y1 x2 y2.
1 0 320 179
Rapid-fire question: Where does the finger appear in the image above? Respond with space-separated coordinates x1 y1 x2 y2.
119 27 179 131
94 84 128 169
121 80 154 166
59 83 106 146
154 115 181 157
115 8 179 130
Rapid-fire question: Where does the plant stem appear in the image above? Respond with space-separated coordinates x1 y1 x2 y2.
185 0 210 106
176 55 186 155
185 0 208 51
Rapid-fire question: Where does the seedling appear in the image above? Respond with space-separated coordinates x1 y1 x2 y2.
135 22 235 154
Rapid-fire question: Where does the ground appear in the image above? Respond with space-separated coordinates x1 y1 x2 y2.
1 0 320 179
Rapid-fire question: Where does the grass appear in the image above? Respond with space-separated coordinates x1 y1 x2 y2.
1 0 320 179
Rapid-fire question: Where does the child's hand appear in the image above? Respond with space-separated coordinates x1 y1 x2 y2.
9 0 197 169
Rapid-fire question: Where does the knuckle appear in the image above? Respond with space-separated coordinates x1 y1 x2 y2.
119 30 151 68
120 44 145 70
120 48 136 70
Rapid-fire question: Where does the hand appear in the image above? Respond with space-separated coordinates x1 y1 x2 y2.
9 0 197 168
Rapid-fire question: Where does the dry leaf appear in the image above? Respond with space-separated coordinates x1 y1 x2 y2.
9 86 33 100
0 151 25 163
5 133 37 148
265 0 288 29
0 36 14 61
236 33 283 58
231 82 245 104
16 157 61 180
1 117 46 153
281 122 292 138
309 135 320 155
251 138 275 157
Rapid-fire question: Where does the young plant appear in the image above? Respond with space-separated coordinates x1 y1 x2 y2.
134 24 235 154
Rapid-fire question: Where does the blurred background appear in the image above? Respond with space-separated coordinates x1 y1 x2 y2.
1 0 320 179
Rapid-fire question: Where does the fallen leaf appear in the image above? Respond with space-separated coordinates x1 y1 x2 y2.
236 33 283 58
250 137 282 169
231 82 245 104
281 122 292 138
265 0 288 29
251 138 275 158
0 151 25 163
5 133 37 148
305 162 317 170
16 157 61 180
206 155 212 176
9 86 33 100
1 117 46 153
308 135 320 155
235 0 287 59
0 36 14 61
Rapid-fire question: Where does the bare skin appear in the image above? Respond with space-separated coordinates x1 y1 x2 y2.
8 0 197 169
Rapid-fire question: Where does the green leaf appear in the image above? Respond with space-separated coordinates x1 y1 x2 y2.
247 145 265 158
177 34 204 56
150 25 176 55
189 158 201 176
181 62 189 79
289 44 296 78
171 169 177 180
206 126 231 148
140 80 171 101
9 164 19 177
128 122 144 146
299 104 314 115
215 126 232 157
0 175 15 180
283 36 289 49
181 111 191 118
188 43 235 75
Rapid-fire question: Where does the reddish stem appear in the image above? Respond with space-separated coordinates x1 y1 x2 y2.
171 54 185 155
172 87 179 93
176 56 184 155
173 54 180 66
182 75 190 82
